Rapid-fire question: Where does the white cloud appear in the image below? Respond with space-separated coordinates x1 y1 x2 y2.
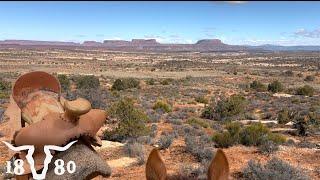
294 28 320 38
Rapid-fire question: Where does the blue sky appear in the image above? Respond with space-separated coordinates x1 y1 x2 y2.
0 1 320 45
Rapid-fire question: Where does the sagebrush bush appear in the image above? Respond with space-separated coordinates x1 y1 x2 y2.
185 134 214 162
104 98 150 142
195 96 209 104
242 157 310 180
153 100 172 113
250 80 267 92
160 78 174 85
296 85 314 97
200 106 215 120
111 78 140 91
124 142 145 165
146 78 155 85
0 79 11 91
258 140 279 155
282 70 294 77
268 80 283 93
158 133 174 149
186 118 209 128
57 74 70 92
277 108 291 124
73 75 100 89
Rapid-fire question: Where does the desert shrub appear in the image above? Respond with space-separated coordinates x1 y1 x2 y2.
57 74 70 92
186 118 209 128
150 124 158 138
212 122 241 148
104 98 149 141
160 78 174 85
282 70 294 77
268 80 284 93
200 106 215 120
304 75 315 82
297 140 318 149
153 100 172 113
242 157 310 180
258 140 279 155
165 118 183 125
195 96 209 104
212 131 234 148
137 136 153 145
124 142 145 165
240 123 285 146
146 78 155 85
250 80 267 92
0 79 11 91
0 79 11 99
158 133 174 149
185 134 214 162
111 78 140 91
277 108 291 124
176 164 202 179
74 75 100 89
296 85 314 97
214 94 248 120
73 88 106 109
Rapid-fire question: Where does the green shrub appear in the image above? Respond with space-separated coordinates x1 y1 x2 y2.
104 98 150 141
212 122 286 148
160 78 174 85
186 118 209 128
212 122 241 148
153 100 172 113
215 95 247 120
57 74 70 92
268 80 284 93
240 123 285 146
212 131 234 148
200 106 215 120
296 85 314 96
0 80 11 91
250 80 267 92
146 78 155 85
74 75 100 89
195 96 208 104
111 78 140 91
277 108 291 124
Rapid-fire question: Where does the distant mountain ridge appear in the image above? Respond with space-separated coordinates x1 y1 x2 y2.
0 39 319 52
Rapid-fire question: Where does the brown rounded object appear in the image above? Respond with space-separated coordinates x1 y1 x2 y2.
12 71 61 108
64 98 92 117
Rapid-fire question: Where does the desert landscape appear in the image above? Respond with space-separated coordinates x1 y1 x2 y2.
0 40 319 179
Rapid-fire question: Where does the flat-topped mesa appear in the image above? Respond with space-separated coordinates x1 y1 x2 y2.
103 40 131 46
131 39 160 46
82 41 103 46
195 39 226 46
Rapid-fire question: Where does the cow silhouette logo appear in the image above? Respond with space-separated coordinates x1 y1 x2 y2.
2 140 77 179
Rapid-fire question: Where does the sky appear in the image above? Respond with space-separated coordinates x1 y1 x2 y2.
0 1 320 46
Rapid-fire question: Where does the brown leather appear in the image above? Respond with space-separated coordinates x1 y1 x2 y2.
8 71 107 177
12 71 61 109
207 149 229 180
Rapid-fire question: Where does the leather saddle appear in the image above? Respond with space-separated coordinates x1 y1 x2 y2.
9 71 107 178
